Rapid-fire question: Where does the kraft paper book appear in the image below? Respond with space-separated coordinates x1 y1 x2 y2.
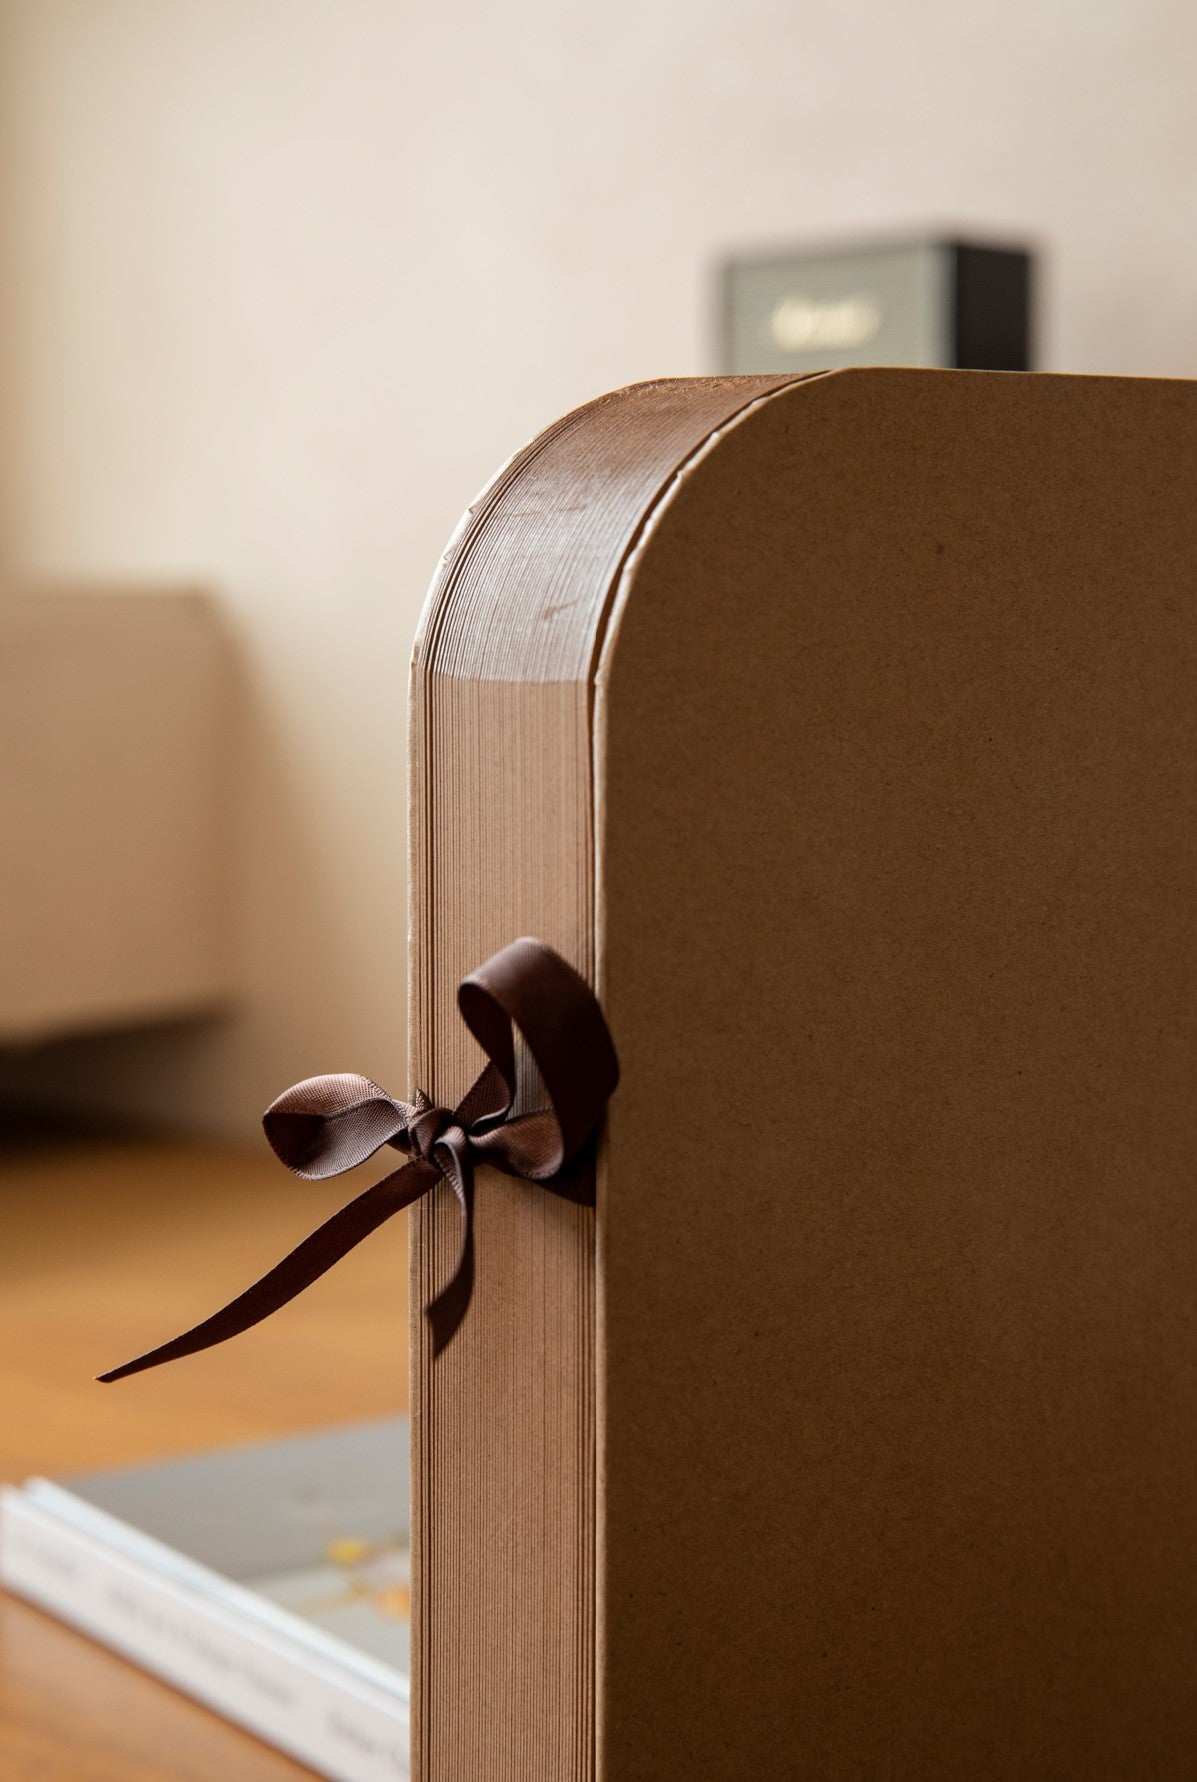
408 368 1195 1778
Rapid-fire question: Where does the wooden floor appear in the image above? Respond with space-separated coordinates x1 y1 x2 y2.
0 1126 408 1779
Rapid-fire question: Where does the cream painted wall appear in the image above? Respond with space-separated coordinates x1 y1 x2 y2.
1 0 1194 1135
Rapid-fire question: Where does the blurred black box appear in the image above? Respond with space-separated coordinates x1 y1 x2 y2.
719 236 1033 375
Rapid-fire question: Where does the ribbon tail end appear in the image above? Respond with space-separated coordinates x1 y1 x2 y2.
426 1257 473 1359
95 1158 437 1386
426 1297 465 1360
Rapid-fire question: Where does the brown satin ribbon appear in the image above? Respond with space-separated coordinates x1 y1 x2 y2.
98 937 618 1383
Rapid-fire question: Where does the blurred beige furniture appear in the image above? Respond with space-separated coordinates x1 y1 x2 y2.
0 590 233 1043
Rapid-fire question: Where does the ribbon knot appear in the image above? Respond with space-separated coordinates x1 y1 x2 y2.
99 938 618 1384
407 1097 452 1164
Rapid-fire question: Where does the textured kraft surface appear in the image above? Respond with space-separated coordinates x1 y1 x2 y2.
596 368 1196 1778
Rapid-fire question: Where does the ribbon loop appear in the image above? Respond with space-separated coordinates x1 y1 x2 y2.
99 938 617 1384
263 1073 412 1179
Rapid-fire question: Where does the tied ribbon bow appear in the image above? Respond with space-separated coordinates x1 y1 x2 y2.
99 938 618 1383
